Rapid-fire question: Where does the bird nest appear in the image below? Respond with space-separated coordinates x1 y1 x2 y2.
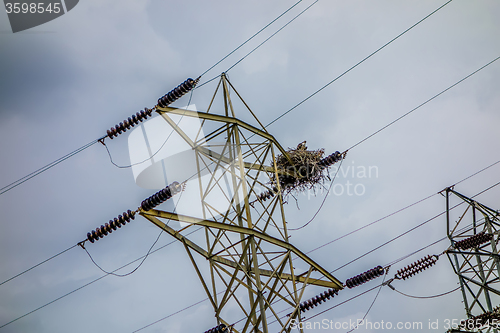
270 141 328 195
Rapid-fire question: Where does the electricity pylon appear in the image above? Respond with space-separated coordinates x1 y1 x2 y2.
445 187 500 333
140 73 343 333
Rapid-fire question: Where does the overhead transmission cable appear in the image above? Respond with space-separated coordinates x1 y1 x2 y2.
198 0 303 78
0 226 204 330
82 217 172 277
392 286 460 299
197 0 318 88
263 0 454 129
346 271 388 333
304 158 500 255
331 179 500 274
165 3 495 235
0 138 101 196
225 1 318 74
104 0 313 167
259 182 500 329
287 158 343 231
250 50 500 233
131 296 211 333
0 244 78 287
346 55 500 151
258 227 467 331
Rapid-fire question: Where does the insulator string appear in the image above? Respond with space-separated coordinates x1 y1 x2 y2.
140 182 184 211
203 324 228 333
104 89 195 169
461 306 500 330
105 108 153 140
345 265 385 289
297 288 339 313
85 210 137 244
394 255 439 281
157 78 199 108
346 270 388 333
454 231 493 250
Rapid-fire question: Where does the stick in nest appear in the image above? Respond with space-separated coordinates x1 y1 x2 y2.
271 141 329 196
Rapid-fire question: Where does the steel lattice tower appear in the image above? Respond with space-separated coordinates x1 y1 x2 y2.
140 73 343 333
445 187 500 333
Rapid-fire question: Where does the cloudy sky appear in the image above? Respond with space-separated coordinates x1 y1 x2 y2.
1 0 500 332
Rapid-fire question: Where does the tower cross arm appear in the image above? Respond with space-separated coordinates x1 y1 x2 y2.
140 209 343 290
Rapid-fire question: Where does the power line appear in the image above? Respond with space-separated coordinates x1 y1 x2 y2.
0 138 101 197
331 179 500 274
197 0 319 89
0 226 204 330
392 286 460 299
225 0 318 73
131 296 210 333
83 224 166 277
299 284 382 322
264 0 454 129
384 218 482 268
5 10 499 329
304 157 500 256
83 190 189 277
169 54 500 218
306 193 438 253
288 158 344 231
331 205 454 273
242 191 496 330
0 244 78 287
347 55 500 151
346 271 388 333
198 0 304 78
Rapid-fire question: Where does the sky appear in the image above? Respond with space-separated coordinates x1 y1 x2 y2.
1 0 500 332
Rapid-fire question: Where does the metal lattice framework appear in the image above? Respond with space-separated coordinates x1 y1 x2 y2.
140 74 343 333
445 187 500 333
